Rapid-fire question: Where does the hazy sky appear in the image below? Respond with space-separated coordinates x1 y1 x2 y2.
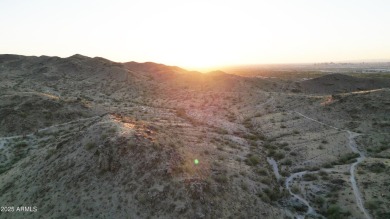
1 0 390 69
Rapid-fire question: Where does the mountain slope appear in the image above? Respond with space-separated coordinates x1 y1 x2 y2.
0 54 285 219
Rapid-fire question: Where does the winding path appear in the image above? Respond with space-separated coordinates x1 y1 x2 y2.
267 157 281 181
347 131 371 219
291 111 371 219
268 156 324 218
285 171 322 219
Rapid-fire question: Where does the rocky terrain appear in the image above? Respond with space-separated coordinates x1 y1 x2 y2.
0 54 389 219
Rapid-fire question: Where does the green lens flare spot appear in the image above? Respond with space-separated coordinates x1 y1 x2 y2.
194 159 199 165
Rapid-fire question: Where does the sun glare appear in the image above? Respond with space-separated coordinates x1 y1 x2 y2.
1 0 389 69
88 0 390 69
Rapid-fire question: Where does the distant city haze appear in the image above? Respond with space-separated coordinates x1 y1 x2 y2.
1 0 390 70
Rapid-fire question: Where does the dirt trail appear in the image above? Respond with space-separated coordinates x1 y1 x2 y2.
268 156 324 218
294 111 341 131
285 170 321 219
347 131 372 219
267 157 281 181
294 111 371 219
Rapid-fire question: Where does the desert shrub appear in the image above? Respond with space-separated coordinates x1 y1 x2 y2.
279 142 289 147
378 121 390 128
319 170 328 176
367 162 386 173
291 88 301 93
309 166 320 171
267 150 275 157
257 133 266 140
303 173 318 181
246 155 260 166
256 168 268 176
326 205 344 219
264 142 275 150
216 145 224 151
243 117 251 123
290 151 298 156
244 121 253 129
282 159 292 166
291 185 300 193
258 192 271 203
241 183 248 191
108 128 116 133
85 142 96 150
280 170 289 177
215 128 228 135
260 178 271 185
335 153 359 165
323 163 333 168
314 196 325 205
101 133 109 140
0 165 10 175
375 212 390 219
15 141 28 148
357 169 365 174
364 201 381 210
214 174 228 184
274 151 285 160
254 112 262 117
244 134 258 141
136 193 148 205
45 148 56 160
377 144 390 152
267 190 282 201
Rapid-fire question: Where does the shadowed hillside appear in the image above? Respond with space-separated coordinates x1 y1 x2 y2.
299 73 390 94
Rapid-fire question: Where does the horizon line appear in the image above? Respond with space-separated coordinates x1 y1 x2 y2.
2 53 390 71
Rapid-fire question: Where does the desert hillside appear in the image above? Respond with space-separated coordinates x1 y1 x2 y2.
0 54 389 219
299 73 390 94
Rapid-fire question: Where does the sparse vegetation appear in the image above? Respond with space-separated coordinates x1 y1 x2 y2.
325 205 343 219
245 155 261 166
0 54 389 219
214 174 228 184
85 142 96 150
15 141 28 148
282 159 292 166
274 151 285 160
255 168 268 176
303 173 318 181
45 148 56 160
333 153 360 165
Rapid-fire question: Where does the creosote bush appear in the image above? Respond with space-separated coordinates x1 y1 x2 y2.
85 142 96 150
213 174 228 184
245 155 260 166
15 141 28 148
